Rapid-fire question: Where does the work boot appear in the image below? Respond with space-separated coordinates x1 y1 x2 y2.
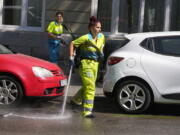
70 100 81 106
83 113 95 119
70 99 82 106
69 100 82 113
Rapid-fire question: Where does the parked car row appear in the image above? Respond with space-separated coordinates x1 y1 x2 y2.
2 31 180 114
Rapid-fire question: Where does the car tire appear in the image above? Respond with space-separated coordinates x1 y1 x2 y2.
0 75 24 106
116 80 151 114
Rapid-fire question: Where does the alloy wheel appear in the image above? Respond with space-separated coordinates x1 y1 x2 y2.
0 77 21 105
119 84 146 111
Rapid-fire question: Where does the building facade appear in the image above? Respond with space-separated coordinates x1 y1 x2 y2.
0 0 180 59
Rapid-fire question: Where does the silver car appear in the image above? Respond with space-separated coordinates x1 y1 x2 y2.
103 32 180 113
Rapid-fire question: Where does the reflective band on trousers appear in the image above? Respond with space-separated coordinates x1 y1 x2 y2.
84 99 93 104
83 107 93 112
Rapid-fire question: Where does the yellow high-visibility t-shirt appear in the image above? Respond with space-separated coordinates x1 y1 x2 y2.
47 21 63 35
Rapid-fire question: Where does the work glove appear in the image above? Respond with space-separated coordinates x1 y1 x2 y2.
56 35 65 42
56 35 61 39
69 56 75 67
56 36 66 47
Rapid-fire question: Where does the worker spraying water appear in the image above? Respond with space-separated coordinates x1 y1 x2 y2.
59 23 78 117
69 16 105 118
0 17 105 119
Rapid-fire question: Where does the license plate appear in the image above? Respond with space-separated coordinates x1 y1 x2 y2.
60 79 67 86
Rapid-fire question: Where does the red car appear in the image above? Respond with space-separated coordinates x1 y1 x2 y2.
0 44 67 106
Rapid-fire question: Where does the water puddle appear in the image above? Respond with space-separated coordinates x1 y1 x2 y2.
1 112 72 120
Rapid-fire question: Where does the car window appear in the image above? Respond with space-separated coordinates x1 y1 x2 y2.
103 38 130 61
0 44 13 54
104 39 129 55
140 38 154 52
153 36 180 56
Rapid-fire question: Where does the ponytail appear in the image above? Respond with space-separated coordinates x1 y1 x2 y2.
88 16 100 30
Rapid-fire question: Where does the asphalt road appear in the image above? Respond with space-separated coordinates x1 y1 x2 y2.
1 67 180 135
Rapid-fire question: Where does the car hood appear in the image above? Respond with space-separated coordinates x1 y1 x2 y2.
1 53 59 70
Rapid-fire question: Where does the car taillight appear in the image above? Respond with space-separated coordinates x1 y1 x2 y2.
108 57 124 65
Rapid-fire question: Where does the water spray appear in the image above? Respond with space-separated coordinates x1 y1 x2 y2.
60 65 73 116
0 113 13 118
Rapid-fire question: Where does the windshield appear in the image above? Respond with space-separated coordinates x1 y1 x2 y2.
0 44 13 54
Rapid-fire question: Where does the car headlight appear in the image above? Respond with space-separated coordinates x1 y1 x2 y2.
32 66 54 78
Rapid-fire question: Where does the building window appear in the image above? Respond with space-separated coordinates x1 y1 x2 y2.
143 0 165 32
118 0 140 33
3 0 22 25
170 0 180 31
97 0 112 32
97 0 140 34
27 0 42 27
0 0 45 31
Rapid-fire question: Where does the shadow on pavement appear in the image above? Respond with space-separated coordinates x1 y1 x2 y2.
93 96 180 117
1 95 180 117
94 96 120 114
147 103 180 116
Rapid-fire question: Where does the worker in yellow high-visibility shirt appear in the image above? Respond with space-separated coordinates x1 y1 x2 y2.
69 16 105 118
47 12 64 64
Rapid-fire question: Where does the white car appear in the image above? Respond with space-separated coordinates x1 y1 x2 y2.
103 32 180 114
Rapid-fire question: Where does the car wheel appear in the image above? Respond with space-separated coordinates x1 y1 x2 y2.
116 80 151 114
0 75 24 106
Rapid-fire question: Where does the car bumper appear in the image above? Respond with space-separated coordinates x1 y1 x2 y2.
24 76 67 97
103 65 123 93
103 76 116 93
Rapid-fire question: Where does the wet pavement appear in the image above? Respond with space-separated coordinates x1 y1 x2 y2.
1 97 180 135
1 66 180 135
